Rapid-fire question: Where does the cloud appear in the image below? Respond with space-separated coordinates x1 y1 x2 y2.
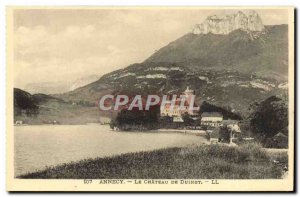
15 24 100 59
13 9 289 92
14 17 164 90
13 24 144 89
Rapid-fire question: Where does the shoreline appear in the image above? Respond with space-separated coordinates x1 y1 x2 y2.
14 124 207 133
14 124 208 137
156 128 207 135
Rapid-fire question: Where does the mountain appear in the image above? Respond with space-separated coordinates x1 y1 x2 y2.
24 81 71 95
14 88 67 116
145 25 288 81
192 10 264 35
24 75 100 94
14 88 39 116
55 11 288 117
69 75 100 91
14 88 105 124
58 62 287 117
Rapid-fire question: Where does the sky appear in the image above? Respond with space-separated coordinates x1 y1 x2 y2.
12 8 289 91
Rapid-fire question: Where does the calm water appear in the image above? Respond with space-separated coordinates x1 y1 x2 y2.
14 125 206 176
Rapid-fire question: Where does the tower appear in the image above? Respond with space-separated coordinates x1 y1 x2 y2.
183 86 194 104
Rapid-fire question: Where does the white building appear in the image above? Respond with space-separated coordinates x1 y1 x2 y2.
201 112 223 127
160 86 199 117
222 120 241 144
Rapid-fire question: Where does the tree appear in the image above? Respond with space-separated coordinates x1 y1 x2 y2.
113 105 160 130
200 101 242 120
182 112 194 126
219 126 231 143
249 96 288 138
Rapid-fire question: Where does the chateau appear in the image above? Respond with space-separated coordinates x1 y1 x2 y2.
160 87 199 118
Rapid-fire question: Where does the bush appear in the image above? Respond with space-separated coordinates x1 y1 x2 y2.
249 96 288 138
264 136 288 149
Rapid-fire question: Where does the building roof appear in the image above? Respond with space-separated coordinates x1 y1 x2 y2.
201 112 223 118
274 132 287 138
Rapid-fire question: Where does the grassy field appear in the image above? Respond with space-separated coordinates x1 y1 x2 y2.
19 143 287 179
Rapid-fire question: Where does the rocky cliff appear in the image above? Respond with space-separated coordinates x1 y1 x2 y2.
192 10 265 35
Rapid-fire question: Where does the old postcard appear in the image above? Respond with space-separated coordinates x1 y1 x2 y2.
6 7 294 191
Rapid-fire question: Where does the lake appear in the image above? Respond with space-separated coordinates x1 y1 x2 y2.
14 125 207 176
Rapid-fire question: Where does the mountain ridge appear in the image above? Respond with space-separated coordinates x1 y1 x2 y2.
52 23 289 117
145 25 288 81
192 10 265 35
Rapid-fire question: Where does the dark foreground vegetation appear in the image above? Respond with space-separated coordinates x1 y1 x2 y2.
19 143 287 179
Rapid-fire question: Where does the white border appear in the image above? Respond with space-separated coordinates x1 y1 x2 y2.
1 0 299 196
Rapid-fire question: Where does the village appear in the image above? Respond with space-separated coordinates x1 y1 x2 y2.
100 84 285 154
158 86 243 145
103 86 247 145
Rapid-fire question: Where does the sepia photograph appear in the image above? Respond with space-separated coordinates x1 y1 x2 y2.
6 7 294 191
